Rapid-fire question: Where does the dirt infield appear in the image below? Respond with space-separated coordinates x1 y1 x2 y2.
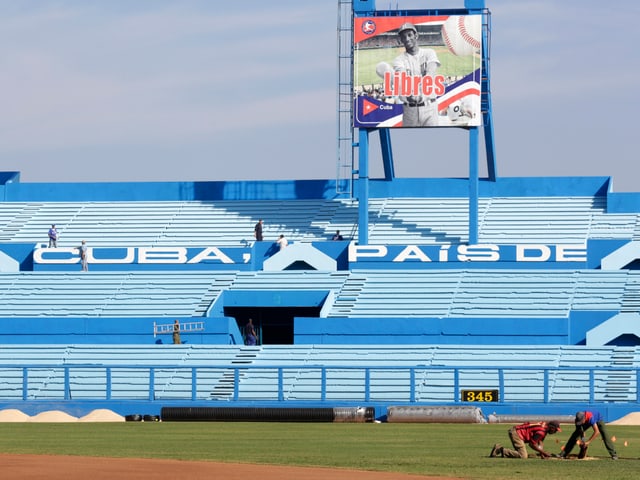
1 454 460 480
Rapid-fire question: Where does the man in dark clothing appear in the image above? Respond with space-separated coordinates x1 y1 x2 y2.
244 318 257 346
490 420 561 459
254 219 264 241
48 224 58 248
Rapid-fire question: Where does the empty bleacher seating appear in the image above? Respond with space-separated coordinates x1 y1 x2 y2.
1 344 637 403
1 196 640 247
0 272 235 317
0 269 639 319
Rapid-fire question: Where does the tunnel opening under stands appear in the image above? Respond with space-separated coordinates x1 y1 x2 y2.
226 306 321 345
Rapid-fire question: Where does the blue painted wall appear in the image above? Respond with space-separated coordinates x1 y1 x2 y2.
0 310 615 346
0 316 243 345
1 178 347 202
222 290 329 308
0 173 620 202
294 311 617 345
607 192 640 213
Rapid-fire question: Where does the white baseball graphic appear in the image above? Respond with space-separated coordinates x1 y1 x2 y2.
375 61 392 79
441 15 481 56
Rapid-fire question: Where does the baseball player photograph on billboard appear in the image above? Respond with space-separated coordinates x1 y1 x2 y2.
353 14 482 128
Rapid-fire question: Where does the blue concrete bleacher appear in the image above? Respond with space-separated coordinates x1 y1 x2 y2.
0 271 230 317
1 196 639 247
0 268 636 325
0 200 358 247
1 345 638 406
2 177 640 416
328 269 634 318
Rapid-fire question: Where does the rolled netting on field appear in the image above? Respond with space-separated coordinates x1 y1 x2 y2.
160 406 374 422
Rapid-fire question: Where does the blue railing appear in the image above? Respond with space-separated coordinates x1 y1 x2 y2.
1 364 639 404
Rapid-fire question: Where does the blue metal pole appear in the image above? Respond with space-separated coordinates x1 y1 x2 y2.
469 126 479 244
358 128 370 245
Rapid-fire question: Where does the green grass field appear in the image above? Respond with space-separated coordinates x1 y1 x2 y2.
355 47 479 86
1 422 639 479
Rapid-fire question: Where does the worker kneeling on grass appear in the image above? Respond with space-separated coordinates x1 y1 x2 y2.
490 420 562 459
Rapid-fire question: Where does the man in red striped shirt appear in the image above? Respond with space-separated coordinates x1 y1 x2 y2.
490 420 562 459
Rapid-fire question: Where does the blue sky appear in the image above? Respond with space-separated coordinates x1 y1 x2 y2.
1 1 638 191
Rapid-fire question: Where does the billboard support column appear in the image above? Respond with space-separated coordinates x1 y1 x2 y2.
357 128 370 245
379 128 394 180
469 126 479 244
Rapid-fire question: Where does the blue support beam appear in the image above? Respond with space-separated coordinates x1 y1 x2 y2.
353 0 376 14
352 1 495 244
379 128 394 180
469 126 479 244
358 128 370 245
481 10 497 180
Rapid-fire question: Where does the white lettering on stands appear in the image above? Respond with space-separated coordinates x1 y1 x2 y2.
138 247 187 264
89 248 135 264
188 247 233 264
35 247 235 265
458 244 500 262
556 244 588 262
33 247 80 264
350 244 587 263
393 245 432 262
348 244 387 259
32 244 588 266
516 245 551 262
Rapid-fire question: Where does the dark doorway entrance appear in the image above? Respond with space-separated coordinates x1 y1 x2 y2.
225 306 321 345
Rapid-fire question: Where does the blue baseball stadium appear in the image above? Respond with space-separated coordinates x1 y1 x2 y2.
1 0 639 423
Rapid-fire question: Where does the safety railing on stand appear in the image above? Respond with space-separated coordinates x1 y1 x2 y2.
1 364 638 405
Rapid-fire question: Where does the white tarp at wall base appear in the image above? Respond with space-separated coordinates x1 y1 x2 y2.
387 405 486 423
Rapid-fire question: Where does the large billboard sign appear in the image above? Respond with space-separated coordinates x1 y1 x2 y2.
354 15 482 128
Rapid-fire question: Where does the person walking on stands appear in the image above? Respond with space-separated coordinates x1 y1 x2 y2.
254 219 264 242
245 318 257 346
172 320 181 345
276 234 288 250
490 420 561 459
79 240 88 271
558 410 618 460
48 224 58 248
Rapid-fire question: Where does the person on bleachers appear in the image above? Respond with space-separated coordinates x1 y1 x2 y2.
172 319 181 344
79 240 88 271
332 230 343 241
254 219 264 242
244 318 257 346
276 234 288 250
48 224 58 248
